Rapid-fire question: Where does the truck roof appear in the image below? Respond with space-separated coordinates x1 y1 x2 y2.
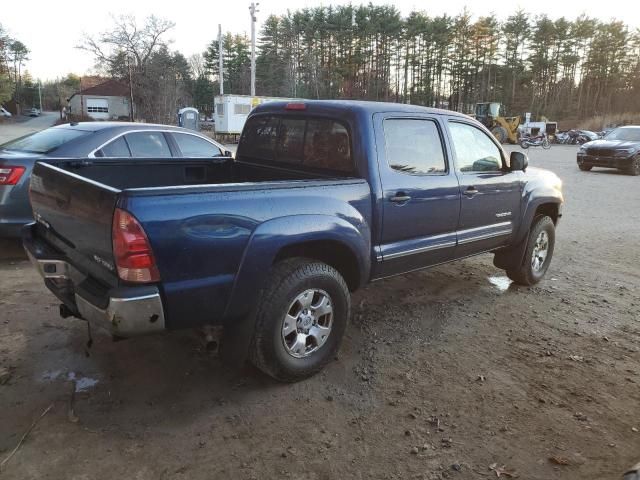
252 99 470 119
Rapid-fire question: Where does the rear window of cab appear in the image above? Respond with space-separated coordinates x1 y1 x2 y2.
237 115 354 174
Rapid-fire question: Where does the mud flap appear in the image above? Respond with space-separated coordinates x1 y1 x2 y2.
493 233 528 271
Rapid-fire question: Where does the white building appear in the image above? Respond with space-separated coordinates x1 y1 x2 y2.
68 79 132 121
214 95 300 134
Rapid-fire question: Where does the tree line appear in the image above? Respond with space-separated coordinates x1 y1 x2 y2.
205 6 640 122
6 6 638 124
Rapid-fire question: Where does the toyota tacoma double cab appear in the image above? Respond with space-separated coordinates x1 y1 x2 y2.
24 100 563 382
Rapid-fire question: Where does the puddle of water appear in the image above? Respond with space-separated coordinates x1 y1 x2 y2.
41 369 63 381
488 275 512 292
68 372 99 392
40 370 99 392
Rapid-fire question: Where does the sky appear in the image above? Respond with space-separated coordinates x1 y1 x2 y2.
3 0 639 81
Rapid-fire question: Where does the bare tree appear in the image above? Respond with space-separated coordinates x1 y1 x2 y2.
77 15 184 123
188 53 207 78
78 15 175 74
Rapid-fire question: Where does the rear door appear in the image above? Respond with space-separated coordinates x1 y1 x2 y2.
374 113 461 277
446 119 522 258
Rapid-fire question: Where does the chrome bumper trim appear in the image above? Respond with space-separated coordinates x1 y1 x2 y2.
27 251 166 337
26 251 71 279
76 293 166 337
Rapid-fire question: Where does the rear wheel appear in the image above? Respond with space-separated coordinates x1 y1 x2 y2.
519 139 530 149
625 156 640 176
506 216 555 286
249 258 350 382
578 163 592 172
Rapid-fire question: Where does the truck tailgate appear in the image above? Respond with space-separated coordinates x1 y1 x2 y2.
29 162 120 287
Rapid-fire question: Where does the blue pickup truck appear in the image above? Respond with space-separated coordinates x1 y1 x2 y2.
24 100 563 382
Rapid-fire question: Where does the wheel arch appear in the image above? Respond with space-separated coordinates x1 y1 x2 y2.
223 215 370 321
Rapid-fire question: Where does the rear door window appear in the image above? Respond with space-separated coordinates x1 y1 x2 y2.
125 132 172 158
96 136 131 157
173 133 223 157
383 119 446 174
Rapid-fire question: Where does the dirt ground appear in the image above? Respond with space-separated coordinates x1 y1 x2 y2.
0 145 638 480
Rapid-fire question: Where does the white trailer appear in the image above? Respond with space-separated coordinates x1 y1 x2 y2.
214 95 301 134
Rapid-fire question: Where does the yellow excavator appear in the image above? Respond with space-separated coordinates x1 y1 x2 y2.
474 102 520 144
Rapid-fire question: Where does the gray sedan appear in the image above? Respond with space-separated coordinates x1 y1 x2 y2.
0 122 231 237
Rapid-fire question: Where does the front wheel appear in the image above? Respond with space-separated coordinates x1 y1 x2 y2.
506 216 556 286
249 258 350 382
578 163 592 171
542 138 551 149
625 156 640 176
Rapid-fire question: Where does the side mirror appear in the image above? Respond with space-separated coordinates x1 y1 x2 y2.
223 150 233 158
510 151 528 171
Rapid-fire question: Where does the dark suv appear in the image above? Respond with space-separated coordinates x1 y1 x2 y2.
577 126 640 175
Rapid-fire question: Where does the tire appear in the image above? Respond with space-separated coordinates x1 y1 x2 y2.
625 156 640 176
520 139 530 149
491 126 508 144
506 216 556 286
624 463 640 480
542 138 551 149
578 163 592 172
249 258 350 382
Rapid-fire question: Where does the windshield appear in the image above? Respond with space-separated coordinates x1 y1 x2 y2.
489 103 503 117
0 128 91 153
604 127 640 142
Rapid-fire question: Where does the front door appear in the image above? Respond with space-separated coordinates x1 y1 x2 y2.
374 114 461 277
446 120 522 258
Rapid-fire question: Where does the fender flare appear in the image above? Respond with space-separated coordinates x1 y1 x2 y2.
223 214 371 320
495 195 562 271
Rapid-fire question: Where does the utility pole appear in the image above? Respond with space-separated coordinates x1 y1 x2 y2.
218 24 224 95
249 2 259 97
37 82 42 112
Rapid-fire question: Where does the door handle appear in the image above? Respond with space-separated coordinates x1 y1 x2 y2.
389 192 411 203
464 186 479 197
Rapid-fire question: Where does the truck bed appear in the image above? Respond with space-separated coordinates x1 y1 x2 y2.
28 159 371 330
52 157 345 190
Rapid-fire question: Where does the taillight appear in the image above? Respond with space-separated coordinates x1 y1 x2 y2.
0 166 26 185
112 208 160 283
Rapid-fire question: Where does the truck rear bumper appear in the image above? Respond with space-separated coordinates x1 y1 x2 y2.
23 223 166 337
74 292 165 337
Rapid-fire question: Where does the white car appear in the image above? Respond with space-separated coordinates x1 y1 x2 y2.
0 106 12 118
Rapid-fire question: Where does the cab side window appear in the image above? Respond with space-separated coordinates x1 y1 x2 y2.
383 119 447 174
448 122 503 172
